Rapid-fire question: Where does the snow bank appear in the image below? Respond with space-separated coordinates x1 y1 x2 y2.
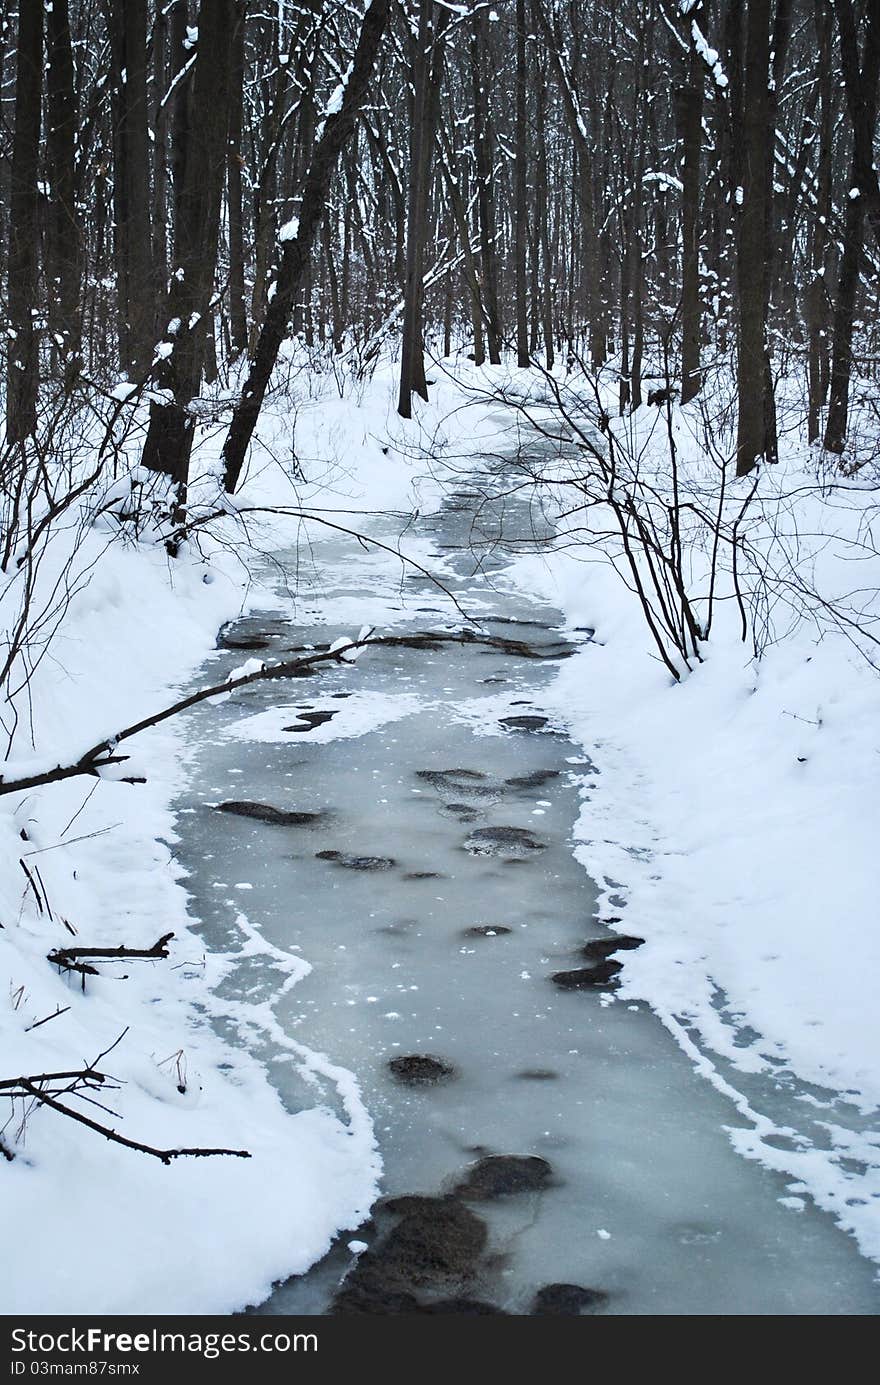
0 357 473 1314
502 381 880 1263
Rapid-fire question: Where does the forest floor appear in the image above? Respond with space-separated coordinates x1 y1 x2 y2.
1 352 879 1311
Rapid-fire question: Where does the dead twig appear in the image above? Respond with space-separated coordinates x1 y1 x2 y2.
1 1052 250 1164
48 932 175 969
0 629 569 800
24 1005 71 1032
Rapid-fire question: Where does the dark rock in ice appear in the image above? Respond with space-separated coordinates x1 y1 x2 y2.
284 709 338 732
316 850 396 871
464 826 544 857
516 1069 559 1081
581 935 644 961
439 802 481 822
499 714 550 732
505 769 561 790
551 960 623 989
419 1299 507 1315
402 871 445 881
416 768 502 799
332 1286 422 1315
332 1196 488 1314
486 616 554 632
531 1283 609 1315
215 801 327 827
388 1054 456 1086
377 1197 487 1275
216 631 273 651
462 924 513 938
453 1154 554 1200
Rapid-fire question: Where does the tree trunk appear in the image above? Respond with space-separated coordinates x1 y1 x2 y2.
807 0 833 444
46 0 81 370
514 0 530 368
109 0 154 375
141 0 235 490
398 0 448 416
679 16 704 405
735 0 775 475
834 0 880 250
228 0 249 357
5 1 42 444
471 6 502 364
824 0 880 452
533 0 602 367
223 0 391 490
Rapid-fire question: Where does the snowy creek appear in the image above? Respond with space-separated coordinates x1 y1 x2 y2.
171 451 880 1315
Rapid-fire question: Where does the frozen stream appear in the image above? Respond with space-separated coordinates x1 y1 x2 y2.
172 458 879 1315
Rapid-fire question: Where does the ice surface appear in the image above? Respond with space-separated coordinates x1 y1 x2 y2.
172 470 880 1315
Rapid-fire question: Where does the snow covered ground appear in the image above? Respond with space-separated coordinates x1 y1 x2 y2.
494 370 880 1264
2 350 879 1310
0 359 465 1314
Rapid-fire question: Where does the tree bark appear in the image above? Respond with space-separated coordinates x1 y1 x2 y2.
735 0 775 475
108 0 154 375
223 0 391 490
514 0 530 367
824 0 880 453
397 0 449 416
5 1 42 444
141 0 235 490
46 0 81 370
471 5 502 364
679 12 704 405
228 0 249 357
807 0 833 444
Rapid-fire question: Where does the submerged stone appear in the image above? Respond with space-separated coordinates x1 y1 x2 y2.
217 632 273 651
439 802 482 822
284 709 338 732
581 935 644 961
453 1154 554 1200
215 801 326 827
462 925 513 938
551 960 623 989
463 826 544 857
316 850 396 871
420 1299 506 1315
416 768 502 799
505 769 561 790
388 1055 456 1086
531 1283 609 1315
499 714 550 732
332 1197 488 1314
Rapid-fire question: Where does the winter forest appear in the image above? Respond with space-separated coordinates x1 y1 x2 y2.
1 0 880 1321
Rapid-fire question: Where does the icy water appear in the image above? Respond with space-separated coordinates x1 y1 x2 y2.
173 455 879 1315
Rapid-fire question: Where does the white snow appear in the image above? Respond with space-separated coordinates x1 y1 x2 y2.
500 372 880 1261
5 342 880 1308
0 351 489 1313
225 689 421 745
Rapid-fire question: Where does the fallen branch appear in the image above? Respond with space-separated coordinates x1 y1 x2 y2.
1 1065 250 1165
49 958 99 989
0 1069 109 1091
24 1005 71 1032
48 932 175 969
0 627 571 800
